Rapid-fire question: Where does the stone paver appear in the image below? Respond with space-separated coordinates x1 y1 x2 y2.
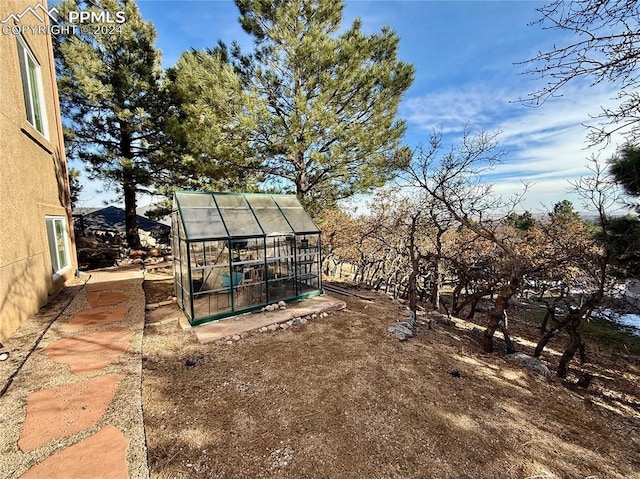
18 426 129 479
18 374 124 452
1 267 147 479
45 327 134 375
86 291 129 307
63 305 130 331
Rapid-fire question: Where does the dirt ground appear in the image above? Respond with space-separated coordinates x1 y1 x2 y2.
142 276 640 479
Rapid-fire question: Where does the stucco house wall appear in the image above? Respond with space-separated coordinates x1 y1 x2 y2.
0 0 77 341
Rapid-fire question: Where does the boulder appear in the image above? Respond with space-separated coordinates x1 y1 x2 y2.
388 323 413 341
508 353 552 379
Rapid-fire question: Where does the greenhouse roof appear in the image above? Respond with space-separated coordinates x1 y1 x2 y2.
173 191 320 241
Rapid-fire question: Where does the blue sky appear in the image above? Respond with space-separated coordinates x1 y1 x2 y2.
73 0 625 214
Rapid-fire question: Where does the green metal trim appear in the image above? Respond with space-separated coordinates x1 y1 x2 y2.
186 234 195 321
227 239 235 313
263 239 270 304
211 194 231 239
186 290 323 326
244 194 266 236
317 235 323 291
173 193 189 241
271 194 296 232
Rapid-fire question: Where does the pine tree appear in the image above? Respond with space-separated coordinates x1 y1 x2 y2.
609 144 640 204
54 0 172 248
230 0 414 210
164 48 263 193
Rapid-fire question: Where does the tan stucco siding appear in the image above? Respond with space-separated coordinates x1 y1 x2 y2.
0 1 77 341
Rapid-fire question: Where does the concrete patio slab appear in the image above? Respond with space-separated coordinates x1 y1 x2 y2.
18 426 128 479
190 295 346 344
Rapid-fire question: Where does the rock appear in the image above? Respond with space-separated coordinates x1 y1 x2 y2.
278 301 286 307
430 311 454 326
398 320 413 330
279 306 287 310
232 334 241 341
403 311 416 329
388 323 413 341
300 317 308 325
311 313 318 319
286 320 294 327
293 318 302 327
280 323 290 331
267 324 278 332
259 327 269 333
508 352 552 379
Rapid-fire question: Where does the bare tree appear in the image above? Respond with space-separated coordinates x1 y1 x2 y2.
402 129 531 353
521 0 640 144
529 159 622 377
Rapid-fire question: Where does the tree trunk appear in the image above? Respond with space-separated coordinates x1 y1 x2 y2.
534 328 557 358
557 325 581 378
499 310 516 354
482 270 520 353
123 179 141 249
408 213 420 314
431 260 441 310
120 125 141 249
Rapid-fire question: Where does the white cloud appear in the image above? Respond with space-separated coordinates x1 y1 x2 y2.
402 81 626 211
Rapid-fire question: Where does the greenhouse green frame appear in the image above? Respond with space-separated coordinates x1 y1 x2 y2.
171 191 323 325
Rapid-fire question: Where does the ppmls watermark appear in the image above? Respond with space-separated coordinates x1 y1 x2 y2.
1 3 126 36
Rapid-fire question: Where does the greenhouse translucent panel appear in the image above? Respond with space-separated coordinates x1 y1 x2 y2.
181 207 227 239
245 194 275 208
272 196 320 233
175 192 215 207
213 194 263 237
254 208 293 235
245 194 292 234
219 208 263 236
272 196 301 208
279 208 319 233
213 194 247 208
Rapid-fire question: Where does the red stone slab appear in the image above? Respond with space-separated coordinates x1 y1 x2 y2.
86 291 128 307
63 306 130 331
45 328 134 375
86 278 140 292
18 375 124 452
18 426 128 479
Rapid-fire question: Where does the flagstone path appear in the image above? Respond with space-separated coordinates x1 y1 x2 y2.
0 267 148 479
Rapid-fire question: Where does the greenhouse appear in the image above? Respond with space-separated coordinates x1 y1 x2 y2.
171 191 322 325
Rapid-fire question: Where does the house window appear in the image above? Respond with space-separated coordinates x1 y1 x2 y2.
46 216 71 276
16 35 47 137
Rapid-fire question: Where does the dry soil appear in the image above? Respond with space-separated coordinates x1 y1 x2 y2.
142 276 640 479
